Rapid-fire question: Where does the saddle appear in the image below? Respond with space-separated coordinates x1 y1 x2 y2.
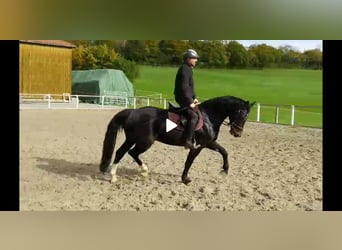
167 102 204 131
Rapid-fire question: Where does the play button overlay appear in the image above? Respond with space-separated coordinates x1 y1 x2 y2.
166 119 177 132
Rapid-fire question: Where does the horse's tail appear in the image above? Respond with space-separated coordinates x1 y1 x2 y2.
99 109 131 173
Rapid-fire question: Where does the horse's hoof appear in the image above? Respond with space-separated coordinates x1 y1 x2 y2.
182 177 192 185
98 172 112 182
141 164 149 172
140 171 149 177
110 175 118 183
220 169 228 175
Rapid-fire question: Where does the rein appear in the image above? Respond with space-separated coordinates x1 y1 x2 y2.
222 120 243 130
174 104 245 131
222 120 230 127
230 121 244 130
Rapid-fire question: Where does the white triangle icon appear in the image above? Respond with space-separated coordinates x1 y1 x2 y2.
166 119 178 132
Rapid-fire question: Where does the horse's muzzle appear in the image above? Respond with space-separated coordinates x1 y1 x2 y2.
230 128 242 137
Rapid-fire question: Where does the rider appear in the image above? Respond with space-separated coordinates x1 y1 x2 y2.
173 49 200 150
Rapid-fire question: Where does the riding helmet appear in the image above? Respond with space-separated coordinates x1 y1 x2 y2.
183 49 199 60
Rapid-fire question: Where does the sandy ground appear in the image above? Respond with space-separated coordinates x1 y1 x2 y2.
20 109 322 211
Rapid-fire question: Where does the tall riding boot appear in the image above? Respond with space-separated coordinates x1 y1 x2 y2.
184 118 197 149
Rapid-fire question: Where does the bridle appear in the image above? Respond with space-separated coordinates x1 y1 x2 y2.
230 121 245 131
222 120 230 127
223 109 248 131
223 120 244 130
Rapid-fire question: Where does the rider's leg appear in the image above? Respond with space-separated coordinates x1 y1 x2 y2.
184 109 197 149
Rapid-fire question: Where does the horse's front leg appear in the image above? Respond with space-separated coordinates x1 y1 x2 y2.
206 141 229 174
182 147 203 185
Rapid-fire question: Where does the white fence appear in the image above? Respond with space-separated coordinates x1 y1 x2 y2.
256 103 297 125
19 93 322 128
19 93 167 110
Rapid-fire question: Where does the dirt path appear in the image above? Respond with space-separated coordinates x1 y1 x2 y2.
20 109 322 211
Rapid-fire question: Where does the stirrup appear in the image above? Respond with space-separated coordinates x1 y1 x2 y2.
193 139 201 149
185 139 201 149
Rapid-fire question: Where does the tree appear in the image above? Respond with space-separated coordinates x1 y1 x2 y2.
199 40 228 68
249 44 281 68
303 49 322 69
71 40 322 71
158 40 187 65
122 40 146 62
72 44 118 70
226 41 249 68
278 45 304 68
247 50 260 68
71 42 139 82
144 40 160 65
72 44 86 70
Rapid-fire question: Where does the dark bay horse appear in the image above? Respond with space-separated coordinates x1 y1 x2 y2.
99 95 254 184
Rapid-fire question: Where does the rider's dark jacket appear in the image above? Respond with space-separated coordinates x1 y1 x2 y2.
173 63 196 107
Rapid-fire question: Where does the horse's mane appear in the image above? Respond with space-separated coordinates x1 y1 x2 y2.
200 95 247 110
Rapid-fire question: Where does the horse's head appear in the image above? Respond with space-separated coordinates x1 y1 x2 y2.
229 101 255 137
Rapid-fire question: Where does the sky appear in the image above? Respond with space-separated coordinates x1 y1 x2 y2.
236 40 322 52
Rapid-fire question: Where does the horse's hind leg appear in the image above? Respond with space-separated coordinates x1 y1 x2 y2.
110 140 135 182
128 141 153 177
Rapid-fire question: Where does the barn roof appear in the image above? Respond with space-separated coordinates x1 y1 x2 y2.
20 40 76 48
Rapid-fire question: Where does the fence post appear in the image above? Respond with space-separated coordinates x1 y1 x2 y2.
125 98 128 108
164 98 167 109
133 97 136 109
76 95 79 109
47 94 51 109
256 103 261 122
147 98 150 106
275 106 279 124
291 105 295 126
101 96 104 109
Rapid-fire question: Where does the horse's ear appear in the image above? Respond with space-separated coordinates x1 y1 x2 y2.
249 101 256 107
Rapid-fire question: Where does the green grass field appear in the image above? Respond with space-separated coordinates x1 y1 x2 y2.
133 65 322 128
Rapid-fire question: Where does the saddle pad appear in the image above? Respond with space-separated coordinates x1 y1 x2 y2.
167 111 204 131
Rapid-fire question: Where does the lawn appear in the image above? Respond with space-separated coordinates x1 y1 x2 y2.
133 65 322 128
